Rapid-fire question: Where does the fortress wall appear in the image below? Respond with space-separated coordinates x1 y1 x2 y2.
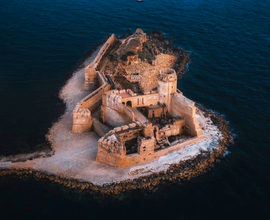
80 71 110 111
72 33 117 134
157 119 186 138
137 136 155 156
121 93 160 108
72 72 111 134
72 109 92 133
103 90 160 109
123 106 136 122
80 84 111 112
96 146 126 167
85 34 118 85
101 90 138 126
101 90 160 127
72 84 110 133
104 92 123 110
92 118 111 137
154 136 204 157
97 135 204 168
96 132 127 166
171 93 203 137
103 105 135 127
97 71 107 86
96 118 204 168
84 65 97 89
101 90 117 107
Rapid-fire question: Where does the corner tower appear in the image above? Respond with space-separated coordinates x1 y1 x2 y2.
157 68 177 113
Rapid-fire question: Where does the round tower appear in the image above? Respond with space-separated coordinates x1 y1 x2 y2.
157 68 177 113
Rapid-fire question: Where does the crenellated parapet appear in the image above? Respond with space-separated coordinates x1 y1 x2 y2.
99 121 144 152
72 71 111 134
171 93 203 137
72 108 92 133
158 68 177 82
70 29 205 168
98 134 125 155
96 121 154 167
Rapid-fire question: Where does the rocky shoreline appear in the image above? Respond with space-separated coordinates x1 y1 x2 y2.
0 30 232 195
146 30 190 77
0 106 232 195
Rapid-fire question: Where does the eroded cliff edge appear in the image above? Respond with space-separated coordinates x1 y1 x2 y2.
0 29 233 195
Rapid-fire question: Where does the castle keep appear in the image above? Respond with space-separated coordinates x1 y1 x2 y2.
72 29 204 167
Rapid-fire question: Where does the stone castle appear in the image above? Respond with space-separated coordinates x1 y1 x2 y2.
72 29 204 167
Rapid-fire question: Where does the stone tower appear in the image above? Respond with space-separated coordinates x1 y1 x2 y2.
157 68 177 113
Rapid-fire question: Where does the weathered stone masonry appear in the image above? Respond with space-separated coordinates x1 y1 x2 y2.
96 68 204 167
72 29 204 167
84 34 118 89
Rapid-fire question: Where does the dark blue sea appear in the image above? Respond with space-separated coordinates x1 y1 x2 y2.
0 0 269 219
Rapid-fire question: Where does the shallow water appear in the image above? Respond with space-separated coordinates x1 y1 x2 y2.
0 0 270 219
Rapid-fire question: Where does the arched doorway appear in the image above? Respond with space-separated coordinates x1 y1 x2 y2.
127 101 132 107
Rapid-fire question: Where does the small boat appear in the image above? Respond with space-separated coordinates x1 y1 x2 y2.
137 0 144 2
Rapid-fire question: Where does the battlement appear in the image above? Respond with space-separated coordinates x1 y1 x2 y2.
158 68 177 82
71 29 204 167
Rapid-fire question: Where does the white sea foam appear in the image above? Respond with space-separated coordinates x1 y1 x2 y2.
46 48 101 153
37 46 226 184
127 109 223 178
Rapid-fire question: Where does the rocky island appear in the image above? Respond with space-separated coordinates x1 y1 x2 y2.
0 29 232 194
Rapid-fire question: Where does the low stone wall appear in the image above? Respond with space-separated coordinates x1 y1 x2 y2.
121 93 160 108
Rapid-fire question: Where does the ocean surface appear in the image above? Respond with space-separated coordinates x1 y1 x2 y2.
0 0 269 219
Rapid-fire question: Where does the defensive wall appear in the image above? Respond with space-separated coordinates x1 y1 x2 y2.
154 118 186 140
84 34 118 89
171 93 203 137
96 121 204 167
100 88 162 127
71 30 203 168
72 71 111 133
100 68 202 137
100 90 137 127
95 68 204 167
157 68 202 137
72 34 119 133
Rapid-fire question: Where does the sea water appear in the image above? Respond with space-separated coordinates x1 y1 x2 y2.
0 0 269 219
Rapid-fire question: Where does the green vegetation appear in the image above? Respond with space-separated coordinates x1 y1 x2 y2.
138 48 155 64
120 51 136 61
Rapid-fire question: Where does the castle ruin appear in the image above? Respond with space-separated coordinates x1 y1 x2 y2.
72 29 204 167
